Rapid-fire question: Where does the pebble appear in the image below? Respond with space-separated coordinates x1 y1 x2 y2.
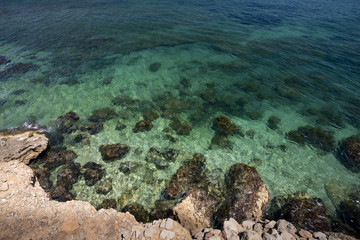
265 220 277 229
242 220 255 230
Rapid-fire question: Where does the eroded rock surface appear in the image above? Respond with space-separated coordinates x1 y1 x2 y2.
0 130 49 164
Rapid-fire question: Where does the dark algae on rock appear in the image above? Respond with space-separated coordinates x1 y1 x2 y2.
338 135 360 170
99 143 130 161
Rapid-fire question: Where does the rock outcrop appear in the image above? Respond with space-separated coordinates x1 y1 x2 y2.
0 129 49 164
0 161 192 240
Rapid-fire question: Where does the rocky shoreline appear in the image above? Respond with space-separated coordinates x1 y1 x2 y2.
0 127 359 239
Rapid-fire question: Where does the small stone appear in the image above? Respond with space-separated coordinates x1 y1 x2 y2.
265 220 277 229
165 219 174 230
240 230 261 240
254 223 263 232
313 232 327 240
298 229 312 239
160 229 175 239
0 182 9 191
224 218 244 233
242 220 255 230
263 233 276 240
277 219 289 232
271 229 279 235
281 231 296 240
328 237 340 240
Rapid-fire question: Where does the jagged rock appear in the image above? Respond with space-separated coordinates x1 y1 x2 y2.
173 185 220 235
118 161 142 175
164 154 205 199
0 130 49 165
43 150 78 170
214 164 269 227
133 120 153 133
95 180 112 194
338 135 360 170
99 143 130 161
81 123 104 135
56 111 79 133
286 125 335 152
82 162 105 186
88 107 116 122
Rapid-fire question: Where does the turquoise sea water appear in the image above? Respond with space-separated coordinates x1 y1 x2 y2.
1 0 360 221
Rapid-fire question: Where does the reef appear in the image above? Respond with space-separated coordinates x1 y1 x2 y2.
88 107 116 122
133 119 154 133
99 143 130 161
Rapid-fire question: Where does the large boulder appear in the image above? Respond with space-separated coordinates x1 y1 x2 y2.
0 129 49 164
164 154 205 199
338 135 360 170
214 164 269 226
173 185 220 235
99 144 130 161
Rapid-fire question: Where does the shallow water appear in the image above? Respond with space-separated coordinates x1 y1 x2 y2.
1 0 360 219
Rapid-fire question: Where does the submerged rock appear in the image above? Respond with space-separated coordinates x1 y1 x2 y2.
145 147 169 169
212 115 239 136
96 198 118 210
338 135 360 170
133 120 153 133
339 193 360 236
164 154 205 199
0 62 38 79
150 199 177 220
267 116 281 130
122 203 151 223
118 161 142 175
82 162 105 186
43 150 78 170
286 125 335 152
99 143 130 161
149 62 161 72
143 111 159 121
211 134 233 149
56 111 79 133
32 167 53 190
214 163 269 227
73 133 90 145
266 192 332 232
88 107 116 122
111 95 137 106
81 122 104 135
169 118 192 136
95 180 113 195
0 129 49 165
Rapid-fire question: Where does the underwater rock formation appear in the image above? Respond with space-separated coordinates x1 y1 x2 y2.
267 116 281 130
286 125 335 152
339 193 360 236
56 111 80 133
99 143 130 161
0 129 49 165
149 62 161 72
122 203 151 223
95 180 112 195
338 135 360 170
88 107 116 122
50 162 81 202
164 154 205 199
169 118 192 135
214 163 269 226
212 115 240 136
82 162 105 186
43 150 78 170
96 198 118 210
143 111 159 121
0 62 38 79
266 192 332 232
111 95 137 106
145 147 178 169
150 199 177 220
32 166 53 190
81 122 104 135
118 161 142 175
133 120 153 133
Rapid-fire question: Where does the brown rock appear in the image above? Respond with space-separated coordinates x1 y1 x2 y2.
133 120 153 133
0 130 49 164
99 143 130 161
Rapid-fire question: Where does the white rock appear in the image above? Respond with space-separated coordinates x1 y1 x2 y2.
240 230 262 240
0 182 9 191
280 231 295 240
276 220 289 232
265 220 277 229
254 223 263 232
263 233 276 240
144 227 158 238
224 218 244 233
242 220 255 230
160 229 176 240
313 232 327 240
165 218 174 230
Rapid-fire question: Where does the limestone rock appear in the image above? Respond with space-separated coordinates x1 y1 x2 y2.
173 185 219 235
0 130 49 164
239 230 262 240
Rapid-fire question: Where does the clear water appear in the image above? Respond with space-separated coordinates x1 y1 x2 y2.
1 0 360 218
